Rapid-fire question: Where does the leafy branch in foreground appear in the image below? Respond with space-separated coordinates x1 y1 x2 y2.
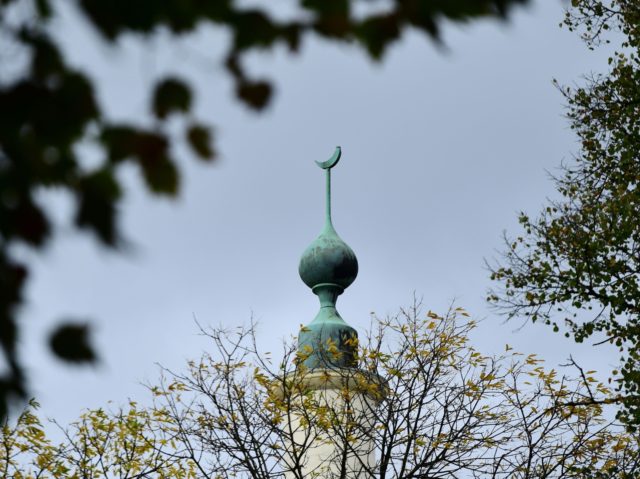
488 0 640 428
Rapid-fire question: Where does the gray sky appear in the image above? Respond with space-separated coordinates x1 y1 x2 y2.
17 0 619 425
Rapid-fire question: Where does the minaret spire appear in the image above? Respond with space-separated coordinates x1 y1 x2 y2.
284 148 381 479
298 146 358 369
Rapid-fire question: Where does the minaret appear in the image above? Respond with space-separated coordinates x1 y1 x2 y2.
298 146 359 370
284 147 381 479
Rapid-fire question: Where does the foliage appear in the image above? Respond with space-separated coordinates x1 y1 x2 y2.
4 304 637 478
488 0 640 428
0 399 192 478
0 0 530 419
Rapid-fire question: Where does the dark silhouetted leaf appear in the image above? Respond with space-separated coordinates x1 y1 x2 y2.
14 200 50 246
75 168 122 246
152 78 192 119
35 0 52 18
101 126 166 163
100 126 139 163
237 80 272 110
0 190 50 246
140 154 179 195
281 24 301 52
313 15 351 38
186 124 215 161
0 259 28 314
232 10 278 50
100 126 178 194
302 0 349 15
21 32 64 80
49 322 96 363
356 14 401 60
77 0 234 38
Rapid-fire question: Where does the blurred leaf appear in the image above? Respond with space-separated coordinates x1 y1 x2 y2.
101 126 165 162
232 10 278 50
21 32 64 80
186 124 215 161
280 24 301 52
302 0 349 15
75 168 121 246
356 14 401 60
100 126 139 163
0 190 50 246
35 0 52 18
0 259 28 315
236 80 272 110
313 14 351 38
49 322 96 363
152 78 192 120
140 154 179 195
100 126 178 194
13 199 50 246
77 0 234 38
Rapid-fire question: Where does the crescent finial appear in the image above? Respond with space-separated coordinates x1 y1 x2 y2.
315 146 341 170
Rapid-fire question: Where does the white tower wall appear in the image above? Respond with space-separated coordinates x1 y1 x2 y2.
281 370 382 479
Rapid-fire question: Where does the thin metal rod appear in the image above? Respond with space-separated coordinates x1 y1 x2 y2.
325 168 333 227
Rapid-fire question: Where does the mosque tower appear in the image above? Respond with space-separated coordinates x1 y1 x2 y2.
284 147 383 478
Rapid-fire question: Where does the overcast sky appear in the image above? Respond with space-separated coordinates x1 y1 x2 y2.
16 0 619 425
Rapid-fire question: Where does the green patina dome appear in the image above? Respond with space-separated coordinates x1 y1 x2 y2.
298 223 358 291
